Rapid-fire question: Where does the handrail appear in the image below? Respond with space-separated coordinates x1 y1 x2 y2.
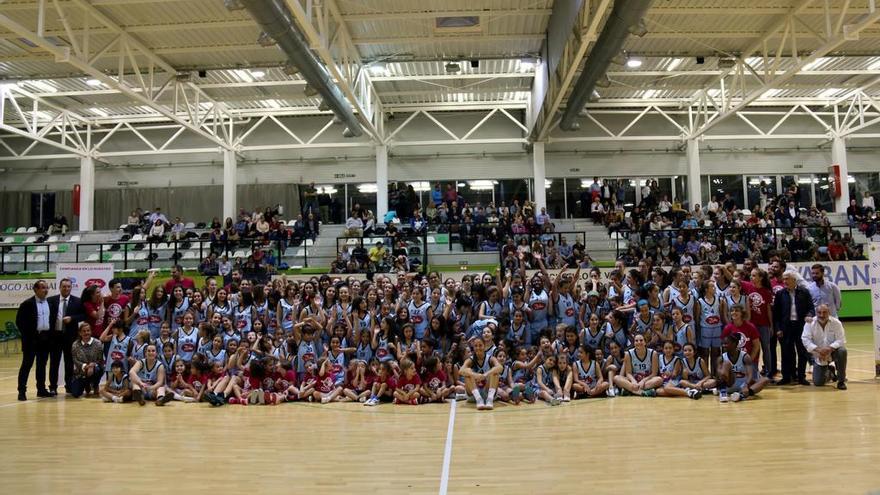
0 242 52 273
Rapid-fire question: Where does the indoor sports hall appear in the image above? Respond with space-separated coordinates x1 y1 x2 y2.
0 1 879 494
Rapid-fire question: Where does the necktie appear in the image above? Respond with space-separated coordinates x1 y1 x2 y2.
60 298 67 329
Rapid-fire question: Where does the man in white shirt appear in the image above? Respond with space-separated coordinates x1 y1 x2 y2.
801 304 847 389
706 197 719 214
806 264 842 317
536 207 551 226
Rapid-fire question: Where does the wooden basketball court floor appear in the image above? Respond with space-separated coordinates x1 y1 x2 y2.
0 322 877 495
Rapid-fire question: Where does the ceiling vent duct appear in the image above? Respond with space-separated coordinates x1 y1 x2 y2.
240 0 363 137
559 0 654 131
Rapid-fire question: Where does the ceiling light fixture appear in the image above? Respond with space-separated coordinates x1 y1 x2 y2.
666 58 683 71
86 79 103 87
626 58 643 68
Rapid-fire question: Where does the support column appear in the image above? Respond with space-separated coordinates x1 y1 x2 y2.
686 139 702 210
832 135 850 213
78 156 95 231
533 142 547 211
223 149 237 222
376 144 388 220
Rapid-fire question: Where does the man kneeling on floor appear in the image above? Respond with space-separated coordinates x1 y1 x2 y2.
801 304 847 390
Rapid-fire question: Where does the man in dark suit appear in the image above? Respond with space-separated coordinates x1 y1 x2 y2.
16 280 57 400
773 271 815 386
47 278 84 394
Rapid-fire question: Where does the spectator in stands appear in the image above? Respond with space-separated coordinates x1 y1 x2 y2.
148 207 168 226
444 183 458 207
164 265 196 294
47 214 68 236
826 233 848 261
148 219 165 242
590 197 604 224
368 241 387 269
170 217 186 241
126 210 140 235
680 212 698 229
861 191 875 212
305 212 320 241
722 192 737 212
345 210 364 237
199 253 219 276
224 217 239 242
234 215 249 238
786 229 812 262
255 214 271 240
846 198 864 226
302 182 318 215
432 183 443 207
706 196 720 215
801 303 847 389
218 255 232 284
318 188 332 222
411 210 427 234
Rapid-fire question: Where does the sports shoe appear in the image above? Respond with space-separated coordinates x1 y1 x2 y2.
606 387 617 398
730 392 743 402
112 396 123 403
484 399 494 410
102 397 112 403
562 395 571 402
454 393 468 401
182 396 197 403
476 400 487 410
228 397 239 405
364 397 377 406
133 389 145 406
358 396 367 403
641 389 657 398
510 387 521 403
686 388 702 400
409 398 419 406
156 394 174 406
719 389 729 402
837 382 847 390
257 391 266 405
549 397 561 406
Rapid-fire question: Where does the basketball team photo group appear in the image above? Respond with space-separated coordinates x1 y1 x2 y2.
2 0 880 493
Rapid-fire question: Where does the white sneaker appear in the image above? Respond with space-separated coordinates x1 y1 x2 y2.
719 390 729 403
102 397 112 403
358 396 367 403
484 400 494 410
686 388 702 400
364 398 377 406
321 396 331 404
549 397 561 406
476 400 486 410
455 393 468 401
730 392 743 402
183 396 197 403
562 395 571 402
606 387 617 398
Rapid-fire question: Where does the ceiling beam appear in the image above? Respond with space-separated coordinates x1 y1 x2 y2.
688 1 880 139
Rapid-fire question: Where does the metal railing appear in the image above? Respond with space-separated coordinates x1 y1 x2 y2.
0 243 53 273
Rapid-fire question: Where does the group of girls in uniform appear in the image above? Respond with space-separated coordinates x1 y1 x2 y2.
90 254 771 408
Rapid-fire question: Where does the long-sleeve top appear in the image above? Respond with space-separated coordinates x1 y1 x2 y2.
72 337 105 377
806 280 842 317
801 318 846 364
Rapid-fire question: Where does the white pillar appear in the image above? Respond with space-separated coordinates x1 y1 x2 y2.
687 139 702 210
533 142 546 211
832 135 850 213
78 156 95 231
376 144 388 220
223 149 237 223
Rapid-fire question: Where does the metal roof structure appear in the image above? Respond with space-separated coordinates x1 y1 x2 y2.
0 0 879 161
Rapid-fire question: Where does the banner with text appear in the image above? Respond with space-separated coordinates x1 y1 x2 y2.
55 263 115 298
868 243 880 375
0 279 59 309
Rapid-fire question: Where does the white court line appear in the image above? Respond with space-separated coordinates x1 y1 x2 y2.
438 399 457 495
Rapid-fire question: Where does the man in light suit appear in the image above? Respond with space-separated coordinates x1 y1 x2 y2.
16 280 56 401
47 278 84 394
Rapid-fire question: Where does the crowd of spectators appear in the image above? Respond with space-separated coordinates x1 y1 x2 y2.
585 177 877 264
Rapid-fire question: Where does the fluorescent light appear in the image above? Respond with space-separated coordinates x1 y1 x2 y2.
369 64 389 77
666 57 683 71
519 58 537 72
626 58 643 68
265 99 282 109
761 88 783 98
868 58 880 71
544 179 552 189
91 108 108 117
316 186 338 194
25 80 57 93
250 70 265 79
642 89 658 99
86 79 103 87
408 181 432 192
233 69 253 83
357 183 377 193
745 57 762 67
797 178 812 184
847 175 856 183
818 88 843 98
802 57 829 71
